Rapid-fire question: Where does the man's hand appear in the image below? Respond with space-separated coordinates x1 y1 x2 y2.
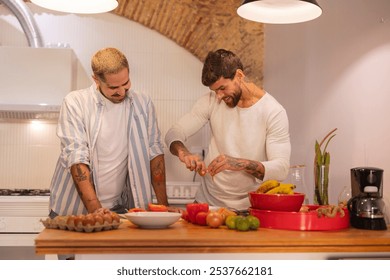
207 154 265 180
179 151 207 176
170 141 207 176
207 154 244 176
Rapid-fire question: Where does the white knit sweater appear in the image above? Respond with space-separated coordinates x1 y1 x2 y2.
165 91 291 210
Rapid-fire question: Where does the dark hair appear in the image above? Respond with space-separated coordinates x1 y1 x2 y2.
201 49 244 87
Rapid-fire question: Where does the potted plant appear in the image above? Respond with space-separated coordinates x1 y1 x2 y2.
314 128 337 205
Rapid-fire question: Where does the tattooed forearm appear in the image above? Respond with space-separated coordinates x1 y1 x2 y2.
70 163 101 212
74 164 88 182
170 141 191 158
150 155 168 206
152 156 165 183
246 161 259 171
245 161 265 180
225 157 264 179
227 158 246 169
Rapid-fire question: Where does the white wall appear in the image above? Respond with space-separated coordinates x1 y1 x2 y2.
264 0 390 210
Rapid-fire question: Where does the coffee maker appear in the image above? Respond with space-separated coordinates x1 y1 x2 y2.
348 167 387 230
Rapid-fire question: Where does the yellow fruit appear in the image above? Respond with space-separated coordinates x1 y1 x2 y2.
265 183 296 194
256 179 280 193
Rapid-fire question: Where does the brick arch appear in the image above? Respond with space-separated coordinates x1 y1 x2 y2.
114 0 264 86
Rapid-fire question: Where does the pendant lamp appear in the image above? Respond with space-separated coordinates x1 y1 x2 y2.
31 0 118 14
237 0 322 24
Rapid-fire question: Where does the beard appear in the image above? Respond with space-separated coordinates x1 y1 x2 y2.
223 88 242 108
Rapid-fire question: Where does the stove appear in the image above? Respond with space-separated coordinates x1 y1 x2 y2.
0 188 50 196
0 189 50 234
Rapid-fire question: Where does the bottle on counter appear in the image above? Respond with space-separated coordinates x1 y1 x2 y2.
287 165 309 205
338 185 352 208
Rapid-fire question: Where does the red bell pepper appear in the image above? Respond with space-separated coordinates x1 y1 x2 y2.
181 210 189 222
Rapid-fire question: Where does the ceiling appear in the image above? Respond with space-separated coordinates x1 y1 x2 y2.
113 0 264 86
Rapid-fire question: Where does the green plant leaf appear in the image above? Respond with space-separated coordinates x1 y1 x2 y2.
323 134 336 155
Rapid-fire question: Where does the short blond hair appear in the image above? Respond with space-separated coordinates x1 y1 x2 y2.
91 47 129 82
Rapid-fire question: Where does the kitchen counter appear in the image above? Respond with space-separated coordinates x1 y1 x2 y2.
35 219 390 259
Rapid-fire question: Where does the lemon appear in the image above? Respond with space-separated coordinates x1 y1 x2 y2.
225 215 237 230
235 216 250 231
246 215 260 230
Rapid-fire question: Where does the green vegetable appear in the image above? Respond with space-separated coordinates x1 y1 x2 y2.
314 128 337 205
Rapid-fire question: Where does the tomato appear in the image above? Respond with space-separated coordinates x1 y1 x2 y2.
186 203 209 224
148 203 168 212
195 211 209 226
181 210 190 222
128 207 147 213
206 211 223 228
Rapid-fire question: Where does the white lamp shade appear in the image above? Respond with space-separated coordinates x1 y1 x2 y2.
237 0 322 24
31 0 118 14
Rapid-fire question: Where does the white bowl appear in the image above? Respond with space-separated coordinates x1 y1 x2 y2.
124 212 181 229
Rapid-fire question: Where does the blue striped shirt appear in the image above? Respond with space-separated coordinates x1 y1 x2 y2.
49 85 164 215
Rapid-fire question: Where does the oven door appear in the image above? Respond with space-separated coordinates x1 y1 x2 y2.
0 195 50 260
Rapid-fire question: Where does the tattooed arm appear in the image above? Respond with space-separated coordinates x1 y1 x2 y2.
150 154 169 206
70 163 102 213
207 154 265 181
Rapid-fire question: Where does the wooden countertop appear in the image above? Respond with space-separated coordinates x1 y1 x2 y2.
35 219 390 255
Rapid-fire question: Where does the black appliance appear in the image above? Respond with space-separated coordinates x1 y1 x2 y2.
348 167 387 230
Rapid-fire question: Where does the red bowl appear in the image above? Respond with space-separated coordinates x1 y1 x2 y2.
248 191 305 212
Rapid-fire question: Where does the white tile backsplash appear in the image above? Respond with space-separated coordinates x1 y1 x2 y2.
0 121 59 189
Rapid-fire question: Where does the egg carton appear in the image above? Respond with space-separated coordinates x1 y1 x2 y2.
153 181 201 200
41 217 120 233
